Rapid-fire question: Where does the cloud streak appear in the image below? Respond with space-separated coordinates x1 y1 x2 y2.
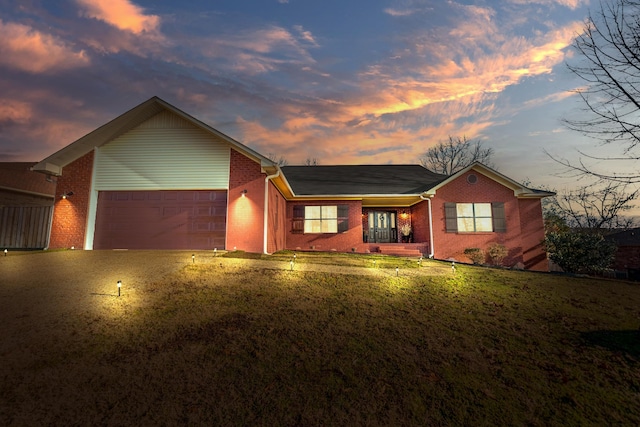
75 0 160 34
0 20 90 73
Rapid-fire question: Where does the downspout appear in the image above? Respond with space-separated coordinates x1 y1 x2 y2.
420 194 435 258
263 169 281 254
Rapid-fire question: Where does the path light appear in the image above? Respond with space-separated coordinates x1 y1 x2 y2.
290 259 294 271
192 254 195 264
451 262 456 273
117 280 122 297
396 267 399 277
4 249 6 256
214 248 217 256
373 260 376 268
293 253 297 262
234 246 237 251
419 256 423 267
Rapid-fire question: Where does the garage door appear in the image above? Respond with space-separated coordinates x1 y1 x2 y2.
94 190 226 249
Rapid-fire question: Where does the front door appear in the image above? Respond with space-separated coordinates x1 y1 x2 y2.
368 211 397 243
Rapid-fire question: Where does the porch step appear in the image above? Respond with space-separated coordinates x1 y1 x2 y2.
372 244 426 257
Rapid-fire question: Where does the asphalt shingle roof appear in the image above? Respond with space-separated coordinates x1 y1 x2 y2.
280 165 448 196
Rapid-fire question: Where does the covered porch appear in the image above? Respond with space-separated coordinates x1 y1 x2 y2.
361 203 431 257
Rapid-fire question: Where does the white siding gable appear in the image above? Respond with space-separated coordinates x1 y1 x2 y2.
94 111 231 190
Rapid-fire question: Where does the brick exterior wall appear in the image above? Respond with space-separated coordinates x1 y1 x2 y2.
409 201 430 246
431 170 531 268
518 198 549 271
49 151 94 249
227 149 265 253
286 200 363 252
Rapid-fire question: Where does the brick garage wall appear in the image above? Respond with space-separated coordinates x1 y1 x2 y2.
227 149 265 253
49 151 94 249
518 198 549 271
266 181 287 253
431 171 526 267
286 200 363 252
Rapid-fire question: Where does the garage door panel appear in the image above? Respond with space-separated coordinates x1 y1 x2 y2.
94 190 227 249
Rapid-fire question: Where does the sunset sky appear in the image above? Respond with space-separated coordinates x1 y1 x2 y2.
0 0 627 191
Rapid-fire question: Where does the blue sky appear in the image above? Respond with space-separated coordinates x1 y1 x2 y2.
0 0 627 192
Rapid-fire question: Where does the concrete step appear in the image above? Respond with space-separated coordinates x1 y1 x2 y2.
377 247 424 257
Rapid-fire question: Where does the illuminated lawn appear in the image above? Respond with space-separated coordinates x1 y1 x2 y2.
1 252 640 425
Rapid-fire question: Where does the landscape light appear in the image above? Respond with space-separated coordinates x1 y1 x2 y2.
373 260 376 268
451 262 456 273
192 254 195 263
418 256 423 267
4 249 6 256
290 259 294 271
396 267 399 277
117 280 122 297
293 253 297 261
214 248 217 256
234 246 237 251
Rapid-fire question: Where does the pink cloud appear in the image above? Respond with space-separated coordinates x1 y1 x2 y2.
75 0 160 34
0 20 90 73
0 99 32 124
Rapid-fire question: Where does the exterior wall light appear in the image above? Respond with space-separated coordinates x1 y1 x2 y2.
61 191 74 199
241 189 248 197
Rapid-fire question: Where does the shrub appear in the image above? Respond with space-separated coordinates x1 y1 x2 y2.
544 230 617 274
487 243 508 266
464 247 485 264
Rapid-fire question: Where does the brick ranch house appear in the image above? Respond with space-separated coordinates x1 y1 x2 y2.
32 97 553 271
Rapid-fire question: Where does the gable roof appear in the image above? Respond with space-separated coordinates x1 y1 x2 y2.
279 162 553 200
32 96 277 176
422 162 555 198
280 165 448 196
0 162 56 198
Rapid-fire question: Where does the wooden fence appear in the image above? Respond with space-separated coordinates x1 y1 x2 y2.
0 206 53 249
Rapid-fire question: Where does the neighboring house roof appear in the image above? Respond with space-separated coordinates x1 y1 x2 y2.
605 228 640 246
280 165 448 196
0 162 56 198
32 96 277 176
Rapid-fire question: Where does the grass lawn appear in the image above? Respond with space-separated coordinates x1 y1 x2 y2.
2 252 640 425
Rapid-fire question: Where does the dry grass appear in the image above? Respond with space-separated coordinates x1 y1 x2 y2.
1 250 640 425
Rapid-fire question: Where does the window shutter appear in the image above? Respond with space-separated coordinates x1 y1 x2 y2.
492 202 506 233
337 205 349 232
445 203 457 232
292 205 304 233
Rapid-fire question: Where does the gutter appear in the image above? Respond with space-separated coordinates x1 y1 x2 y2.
420 194 435 258
263 169 281 254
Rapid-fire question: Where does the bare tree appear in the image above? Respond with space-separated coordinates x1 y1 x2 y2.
419 136 493 175
545 182 638 230
561 0 640 182
305 157 318 166
267 153 288 166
